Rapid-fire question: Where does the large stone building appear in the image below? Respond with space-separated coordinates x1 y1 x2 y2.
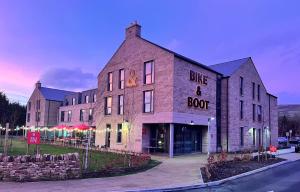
26 23 278 157
26 82 97 128
95 23 278 156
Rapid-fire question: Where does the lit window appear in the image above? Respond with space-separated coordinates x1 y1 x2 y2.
118 95 124 115
72 98 76 105
88 108 93 121
143 90 154 113
144 61 154 84
105 96 112 115
107 72 113 91
117 124 122 143
85 95 89 104
119 69 125 89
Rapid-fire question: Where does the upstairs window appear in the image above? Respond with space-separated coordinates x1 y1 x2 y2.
240 127 244 146
240 100 244 119
143 90 154 113
27 113 30 122
85 95 89 104
35 112 40 122
118 95 124 115
67 111 72 122
257 105 262 121
119 69 125 89
117 124 122 143
36 100 40 110
144 61 154 84
93 94 97 102
107 72 113 91
80 109 85 122
28 102 31 111
239 76 244 96
60 111 65 122
105 96 112 115
72 98 76 105
257 84 261 101
88 108 93 121
252 82 255 100
252 104 256 121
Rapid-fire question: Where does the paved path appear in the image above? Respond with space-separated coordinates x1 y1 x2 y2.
183 154 300 192
0 154 207 192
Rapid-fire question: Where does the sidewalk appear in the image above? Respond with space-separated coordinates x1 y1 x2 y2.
278 152 300 161
0 154 207 192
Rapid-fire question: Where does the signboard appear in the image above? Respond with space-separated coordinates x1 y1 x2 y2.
27 131 41 145
187 70 210 110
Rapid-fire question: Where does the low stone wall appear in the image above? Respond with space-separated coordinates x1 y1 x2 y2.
0 153 81 182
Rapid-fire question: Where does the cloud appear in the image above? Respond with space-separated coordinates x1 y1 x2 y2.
40 68 96 91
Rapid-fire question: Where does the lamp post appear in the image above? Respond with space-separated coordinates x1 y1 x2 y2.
207 117 215 155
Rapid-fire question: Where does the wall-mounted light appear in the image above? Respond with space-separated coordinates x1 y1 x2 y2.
189 121 194 125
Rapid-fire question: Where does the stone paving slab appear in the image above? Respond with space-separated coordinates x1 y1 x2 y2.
0 154 207 192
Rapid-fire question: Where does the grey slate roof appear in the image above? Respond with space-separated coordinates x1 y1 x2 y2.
209 57 251 77
40 87 76 101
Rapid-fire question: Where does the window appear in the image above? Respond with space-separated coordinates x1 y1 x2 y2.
36 100 40 110
35 112 40 122
252 104 256 121
258 129 262 146
252 82 255 100
257 105 262 121
105 96 112 115
65 99 69 106
118 95 124 115
107 72 113 91
28 102 31 111
60 111 65 122
27 113 30 122
253 128 256 145
85 95 89 104
257 84 260 101
67 111 72 122
240 100 244 119
117 124 122 143
72 98 76 105
93 94 97 102
143 90 154 113
88 108 93 121
144 61 154 84
80 109 85 122
119 69 125 89
240 76 244 96
240 127 244 146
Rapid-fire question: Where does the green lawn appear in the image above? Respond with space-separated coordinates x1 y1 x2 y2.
0 138 160 175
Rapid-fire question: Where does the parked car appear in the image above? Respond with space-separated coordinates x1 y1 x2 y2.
289 139 300 147
278 137 288 144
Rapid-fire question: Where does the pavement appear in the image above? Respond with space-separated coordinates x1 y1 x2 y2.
183 153 300 192
0 154 208 192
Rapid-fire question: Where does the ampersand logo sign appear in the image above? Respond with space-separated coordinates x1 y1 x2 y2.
126 69 137 87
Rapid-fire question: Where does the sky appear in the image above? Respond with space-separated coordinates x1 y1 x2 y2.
0 0 299 105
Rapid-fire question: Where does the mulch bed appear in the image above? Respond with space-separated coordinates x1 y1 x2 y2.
201 157 285 183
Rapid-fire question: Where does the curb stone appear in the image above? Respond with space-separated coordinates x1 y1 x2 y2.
127 159 294 192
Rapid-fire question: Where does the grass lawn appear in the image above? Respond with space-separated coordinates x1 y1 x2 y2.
0 137 160 175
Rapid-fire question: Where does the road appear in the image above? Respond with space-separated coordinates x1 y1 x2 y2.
183 160 300 192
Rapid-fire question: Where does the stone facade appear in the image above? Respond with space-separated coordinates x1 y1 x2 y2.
0 153 80 182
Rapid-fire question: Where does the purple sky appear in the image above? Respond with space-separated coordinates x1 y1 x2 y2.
0 0 299 105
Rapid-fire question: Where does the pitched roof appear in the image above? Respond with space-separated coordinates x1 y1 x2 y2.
209 57 251 77
140 38 222 75
40 87 76 101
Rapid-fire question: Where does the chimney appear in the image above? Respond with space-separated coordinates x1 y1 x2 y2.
36 81 41 89
125 21 141 39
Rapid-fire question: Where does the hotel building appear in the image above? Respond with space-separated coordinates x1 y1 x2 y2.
26 23 278 157
95 23 278 157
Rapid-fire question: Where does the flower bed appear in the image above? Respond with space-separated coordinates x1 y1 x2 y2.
201 153 285 182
